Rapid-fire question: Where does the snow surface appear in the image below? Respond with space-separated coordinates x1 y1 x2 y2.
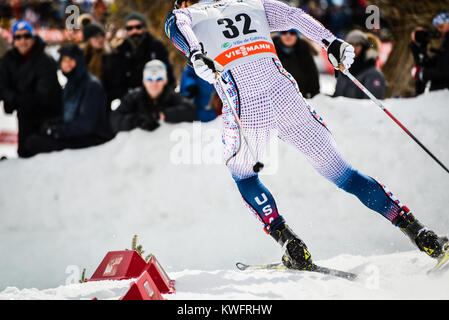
0 102 17 159
0 88 448 300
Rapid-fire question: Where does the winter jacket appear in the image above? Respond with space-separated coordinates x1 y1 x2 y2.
180 65 217 122
334 47 386 100
411 32 449 94
110 86 196 134
273 35 320 99
0 36 62 157
59 50 112 141
113 32 175 99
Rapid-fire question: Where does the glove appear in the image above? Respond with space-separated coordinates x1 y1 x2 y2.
136 112 160 132
327 39 355 70
190 51 224 84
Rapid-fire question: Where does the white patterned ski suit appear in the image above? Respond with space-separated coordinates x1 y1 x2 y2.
165 0 405 233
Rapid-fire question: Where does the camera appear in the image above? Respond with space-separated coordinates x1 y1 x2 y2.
414 29 441 46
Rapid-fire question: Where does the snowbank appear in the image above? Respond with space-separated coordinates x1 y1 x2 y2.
1 251 448 300
0 89 448 299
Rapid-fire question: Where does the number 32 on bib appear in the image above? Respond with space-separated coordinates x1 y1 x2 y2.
189 0 278 71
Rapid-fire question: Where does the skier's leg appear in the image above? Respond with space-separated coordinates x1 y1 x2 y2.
216 69 282 233
216 65 313 269
272 64 448 259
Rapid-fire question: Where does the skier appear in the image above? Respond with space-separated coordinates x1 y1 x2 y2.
165 0 448 270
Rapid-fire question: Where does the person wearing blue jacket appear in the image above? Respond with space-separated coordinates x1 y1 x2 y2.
180 65 217 122
24 44 113 156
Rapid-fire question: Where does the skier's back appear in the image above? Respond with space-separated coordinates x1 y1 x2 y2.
166 0 448 270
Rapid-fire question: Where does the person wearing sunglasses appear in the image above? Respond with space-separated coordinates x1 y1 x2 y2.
113 12 175 99
110 60 196 135
273 29 320 99
0 20 62 158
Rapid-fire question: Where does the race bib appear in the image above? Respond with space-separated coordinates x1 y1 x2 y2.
189 0 277 71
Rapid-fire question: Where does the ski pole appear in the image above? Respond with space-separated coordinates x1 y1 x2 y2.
215 71 264 173
338 64 449 175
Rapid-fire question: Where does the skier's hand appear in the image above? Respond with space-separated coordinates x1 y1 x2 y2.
327 39 355 70
190 51 224 84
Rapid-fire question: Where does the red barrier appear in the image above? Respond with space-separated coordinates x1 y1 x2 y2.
88 250 176 300
120 271 164 301
89 250 147 281
144 255 176 294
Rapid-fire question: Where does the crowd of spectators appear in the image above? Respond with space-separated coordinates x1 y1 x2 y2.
0 0 109 29
0 0 447 160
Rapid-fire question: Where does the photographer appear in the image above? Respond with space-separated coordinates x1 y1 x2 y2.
410 12 449 95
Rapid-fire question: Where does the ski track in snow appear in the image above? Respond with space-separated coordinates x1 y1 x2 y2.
0 88 449 299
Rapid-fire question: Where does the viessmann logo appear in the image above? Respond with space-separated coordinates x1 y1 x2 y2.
215 41 277 66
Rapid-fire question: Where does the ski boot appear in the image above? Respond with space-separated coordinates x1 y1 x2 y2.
268 218 314 270
392 206 449 259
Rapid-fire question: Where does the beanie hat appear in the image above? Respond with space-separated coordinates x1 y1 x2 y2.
345 29 369 47
82 23 105 41
433 12 449 27
59 44 84 61
143 59 167 82
12 20 34 37
124 12 147 26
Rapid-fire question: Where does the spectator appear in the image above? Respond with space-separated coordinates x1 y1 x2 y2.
114 12 175 99
0 20 62 158
0 36 8 61
24 45 112 157
273 29 320 99
410 12 449 95
93 0 108 24
334 29 386 99
80 22 116 106
110 60 195 134
180 65 217 122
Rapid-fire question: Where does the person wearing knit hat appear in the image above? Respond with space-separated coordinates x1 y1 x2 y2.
334 29 386 100
110 59 196 134
410 12 449 95
124 12 148 27
80 22 116 106
113 11 174 98
23 43 112 157
433 12 449 29
0 20 62 157
12 20 35 38
82 23 105 42
11 20 35 57
143 59 168 83
432 12 449 41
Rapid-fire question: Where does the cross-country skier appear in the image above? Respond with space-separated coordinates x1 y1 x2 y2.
165 0 448 270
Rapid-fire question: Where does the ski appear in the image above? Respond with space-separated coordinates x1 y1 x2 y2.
427 242 449 275
236 262 358 281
